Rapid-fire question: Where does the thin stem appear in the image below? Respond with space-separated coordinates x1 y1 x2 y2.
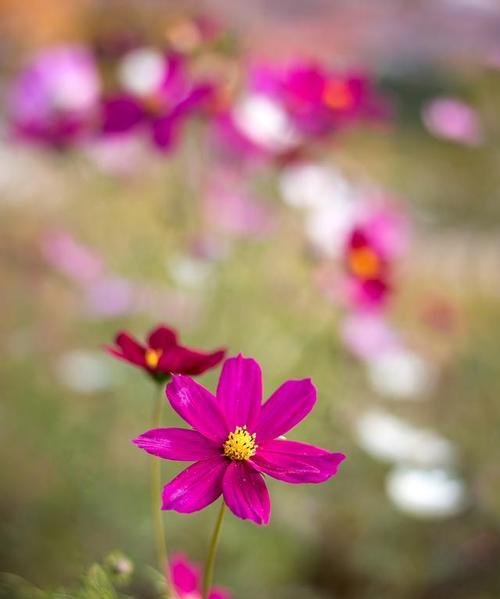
150 382 173 596
202 501 226 599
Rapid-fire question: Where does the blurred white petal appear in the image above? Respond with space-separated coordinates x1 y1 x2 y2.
119 48 165 96
367 348 437 400
233 94 299 151
386 465 468 519
56 350 114 393
355 409 457 466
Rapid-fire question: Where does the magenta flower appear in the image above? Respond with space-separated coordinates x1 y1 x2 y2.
99 49 214 152
133 354 346 525
8 45 100 148
170 553 230 599
212 62 387 167
250 62 388 138
341 202 408 310
106 325 225 382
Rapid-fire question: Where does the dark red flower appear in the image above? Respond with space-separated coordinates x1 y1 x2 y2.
106 325 225 382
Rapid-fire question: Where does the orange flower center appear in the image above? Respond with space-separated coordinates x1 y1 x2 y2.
348 247 382 279
145 348 163 369
141 93 166 116
322 79 353 110
223 426 257 461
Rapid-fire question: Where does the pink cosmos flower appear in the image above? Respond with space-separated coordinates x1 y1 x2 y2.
99 49 214 152
133 354 346 525
8 45 100 148
41 230 104 283
212 61 387 167
106 325 225 382
170 554 230 599
250 62 388 138
341 202 408 310
422 97 482 146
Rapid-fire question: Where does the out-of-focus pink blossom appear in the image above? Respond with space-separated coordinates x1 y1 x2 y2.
340 312 401 359
315 200 407 311
41 231 104 283
84 277 135 317
422 97 482 146
341 201 408 310
8 45 100 148
99 49 214 152
212 61 387 166
204 172 275 238
250 62 388 139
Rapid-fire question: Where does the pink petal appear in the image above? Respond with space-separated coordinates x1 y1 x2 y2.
216 355 262 432
222 461 270 525
114 332 146 366
132 428 220 461
209 589 231 599
255 379 316 442
160 346 226 376
170 554 200 595
147 325 178 349
251 439 346 484
162 457 227 513
166 375 228 443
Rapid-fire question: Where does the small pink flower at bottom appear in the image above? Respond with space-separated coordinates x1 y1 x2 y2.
170 554 230 599
133 354 346 525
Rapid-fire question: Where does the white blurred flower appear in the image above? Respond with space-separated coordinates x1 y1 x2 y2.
56 350 114 393
168 254 214 290
386 465 468 519
119 48 165 96
233 94 299 151
367 348 437 400
279 162 354 211
355 409 457 466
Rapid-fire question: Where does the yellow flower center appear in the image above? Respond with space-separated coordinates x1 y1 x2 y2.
348 247 382 279
322 79 353 110
223 426 257 461
145 348 162 369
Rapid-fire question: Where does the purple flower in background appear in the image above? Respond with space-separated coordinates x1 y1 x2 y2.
100 48 214 151
251 61 388 138
204 171 275 238
133 354 346 525
315 200 407 311
213 61 387 165
422 97 482 146
8 45 100 148
170 553 230 599
340 312 400 359
41 230 104 282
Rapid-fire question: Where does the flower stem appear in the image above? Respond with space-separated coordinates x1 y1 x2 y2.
150 383 173 596
202 501 226 599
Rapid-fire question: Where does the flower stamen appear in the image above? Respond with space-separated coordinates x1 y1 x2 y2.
145 348 163 369
223 425 257 461
348 247 381 279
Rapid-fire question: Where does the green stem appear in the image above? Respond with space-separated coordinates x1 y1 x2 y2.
202 501 226 599
150 383 173 596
